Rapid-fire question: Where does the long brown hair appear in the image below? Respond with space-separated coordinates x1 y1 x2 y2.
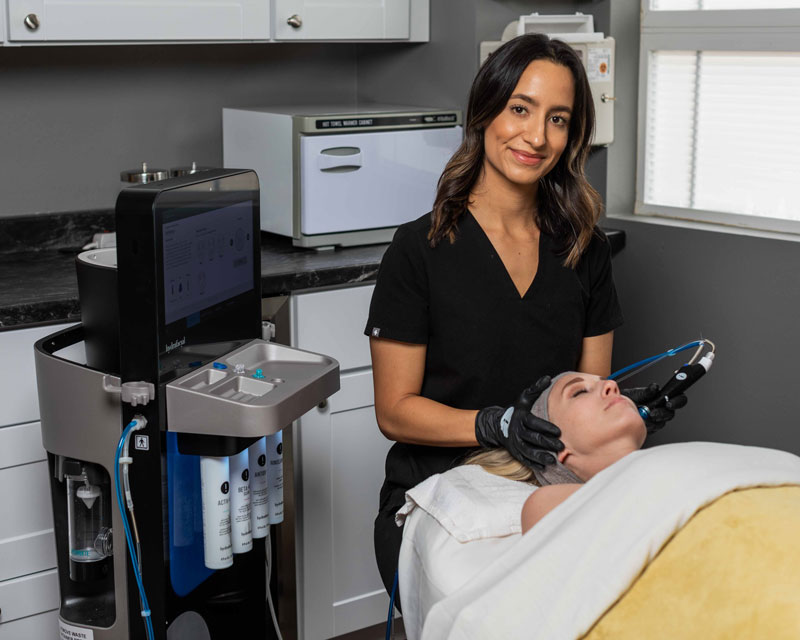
429 34 602 268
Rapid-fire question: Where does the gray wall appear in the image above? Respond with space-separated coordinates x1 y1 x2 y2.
356 0 608 200
605 0 800 455
0 43 358 216
0 0 606 217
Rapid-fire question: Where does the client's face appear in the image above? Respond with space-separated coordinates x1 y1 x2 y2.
548 374 646 475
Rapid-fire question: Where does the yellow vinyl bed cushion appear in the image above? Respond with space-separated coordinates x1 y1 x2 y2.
583 485 800 639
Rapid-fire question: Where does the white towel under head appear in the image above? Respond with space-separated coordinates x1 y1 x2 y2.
396 464 538 639
396 463 538 542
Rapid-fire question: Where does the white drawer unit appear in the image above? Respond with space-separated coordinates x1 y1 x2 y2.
0 324 67 634
291 285 374 372
0 569 59 626
291 370 391 639
0 460 56 582
0 608 58 639
0 421 47 469
0 323 72 428
290 285 394 638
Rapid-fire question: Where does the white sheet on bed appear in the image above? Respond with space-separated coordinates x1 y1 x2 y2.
419 442 800 640
396 464 537 639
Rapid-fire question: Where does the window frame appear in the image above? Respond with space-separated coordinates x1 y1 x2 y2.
635 4 800 235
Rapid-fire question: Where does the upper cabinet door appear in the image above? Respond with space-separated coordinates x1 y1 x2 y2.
273 0 411 40
7 0 270 43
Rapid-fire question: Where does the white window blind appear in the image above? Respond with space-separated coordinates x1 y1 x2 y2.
644 51 800 221
652 0 800 10
638 2 800 233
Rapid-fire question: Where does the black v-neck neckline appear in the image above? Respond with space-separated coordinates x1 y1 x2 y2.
466 210 545 300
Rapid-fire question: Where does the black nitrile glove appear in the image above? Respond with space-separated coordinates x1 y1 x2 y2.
621 383 688 435
475 376 564 470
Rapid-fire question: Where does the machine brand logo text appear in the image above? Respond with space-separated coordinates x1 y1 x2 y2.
166 337 186 353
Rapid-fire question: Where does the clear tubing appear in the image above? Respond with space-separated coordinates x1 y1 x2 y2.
249 437 270 539
200 456 233 569
115 419 155 639
229 448 253 553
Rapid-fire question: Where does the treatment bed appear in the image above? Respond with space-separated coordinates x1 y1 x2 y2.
396 442 800 639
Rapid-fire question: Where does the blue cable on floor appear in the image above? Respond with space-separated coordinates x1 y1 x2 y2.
386 570 399 640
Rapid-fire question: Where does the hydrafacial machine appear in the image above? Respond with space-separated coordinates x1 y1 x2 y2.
34 169 339 640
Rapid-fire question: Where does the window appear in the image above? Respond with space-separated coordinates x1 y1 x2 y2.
637 1 800 233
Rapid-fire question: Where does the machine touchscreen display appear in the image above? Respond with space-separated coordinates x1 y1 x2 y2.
162 200 254 325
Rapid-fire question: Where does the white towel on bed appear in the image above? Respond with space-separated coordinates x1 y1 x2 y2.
396 463 537 540
420 442 800 640
396 464 537 638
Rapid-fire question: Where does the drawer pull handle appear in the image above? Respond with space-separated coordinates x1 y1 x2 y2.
318 147 362 172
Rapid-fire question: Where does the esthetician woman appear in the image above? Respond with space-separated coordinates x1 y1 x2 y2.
364 34 681 603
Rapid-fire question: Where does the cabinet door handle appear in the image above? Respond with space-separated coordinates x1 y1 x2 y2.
287 14 302 29
318 147 362 172
24 13 40 31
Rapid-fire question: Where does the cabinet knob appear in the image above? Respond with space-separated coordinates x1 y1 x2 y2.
24 13 40 31
287 14 302 29
601 93 617 103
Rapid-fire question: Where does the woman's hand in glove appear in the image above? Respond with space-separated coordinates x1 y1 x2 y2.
475 376 564 470
621 383 688 435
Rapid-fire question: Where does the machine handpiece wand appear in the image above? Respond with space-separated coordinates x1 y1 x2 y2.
639 353 715 419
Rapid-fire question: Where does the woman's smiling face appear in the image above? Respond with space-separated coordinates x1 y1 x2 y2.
481 59 575 190
548 374 646 461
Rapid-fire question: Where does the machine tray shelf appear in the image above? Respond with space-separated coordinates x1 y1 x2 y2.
166 338 339 438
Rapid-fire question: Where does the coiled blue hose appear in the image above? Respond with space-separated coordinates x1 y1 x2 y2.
609 340 705 381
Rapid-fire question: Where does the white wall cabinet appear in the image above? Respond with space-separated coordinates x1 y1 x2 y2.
7 0 270 43
291 284 395 639
0 323 71 636
4 0 428 44
273 0 428 42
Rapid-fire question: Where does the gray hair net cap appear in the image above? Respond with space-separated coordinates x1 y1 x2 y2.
531 372 584 487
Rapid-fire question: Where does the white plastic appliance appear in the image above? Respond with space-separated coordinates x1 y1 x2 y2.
480 13 615 146
223 104 463 247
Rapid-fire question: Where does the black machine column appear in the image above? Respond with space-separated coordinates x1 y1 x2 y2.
35 169 339 640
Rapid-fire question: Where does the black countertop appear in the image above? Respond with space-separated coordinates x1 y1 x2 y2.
0 233 388 330
0 211 624 331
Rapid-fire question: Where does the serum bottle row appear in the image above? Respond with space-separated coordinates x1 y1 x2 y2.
200 432 284 570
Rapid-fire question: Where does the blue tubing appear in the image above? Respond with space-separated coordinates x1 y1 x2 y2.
114 420 155 640
386 570 399 640
609 341 704 381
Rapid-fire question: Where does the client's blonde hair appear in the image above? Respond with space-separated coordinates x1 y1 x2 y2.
464 448 541 486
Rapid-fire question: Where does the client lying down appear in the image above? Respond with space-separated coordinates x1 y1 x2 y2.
520 372 646 532
398 373 800 640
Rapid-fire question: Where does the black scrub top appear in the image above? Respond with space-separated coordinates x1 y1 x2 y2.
365 210 623 518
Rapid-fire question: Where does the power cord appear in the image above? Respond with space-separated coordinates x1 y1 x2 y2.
265 528 283 640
